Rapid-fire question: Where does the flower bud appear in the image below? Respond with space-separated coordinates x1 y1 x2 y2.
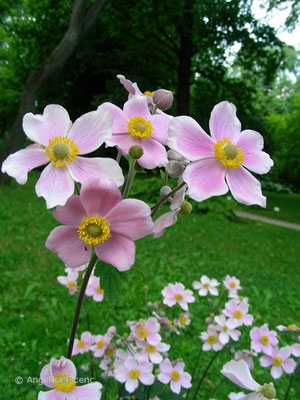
129 145 144 159
166 160 185 178
153 89 174 110
154 369 160 376
261 383 276 399
160 186 172 198
178 201 192 215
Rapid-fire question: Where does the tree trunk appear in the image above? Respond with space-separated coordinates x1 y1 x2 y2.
0 0 108 184
176 0 194 116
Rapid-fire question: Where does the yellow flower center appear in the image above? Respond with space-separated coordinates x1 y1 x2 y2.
233 310 243 319
230 281 237 288
127 116 153 139
168 320 173 325
214 138 245 168
129 369 140 379
97 340 104 348
287 324 298 330
45 136 79 168
260 335 270 345
144 91 153 97
78 216 111 246
207 335 217 344
77 340 86 348
106 347 115 357
272 356 283 366
174 293 183 302
180 315 188 325
54 374 76 392
66 281 76 289
171 371 181 381
146 344 156 354
203 283 210 289
96 285 104 294
137 327 148 339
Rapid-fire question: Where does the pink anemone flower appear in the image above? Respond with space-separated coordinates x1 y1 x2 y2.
162 283 195 311
98 95 169 169
168 101 274 206
277 324 300 332
45 179 154 271
86 275 104 302
90 333 111 358
157 359 192 394
224 275 242 292
224 300 254 327
2 105 124 208
193 275 220 296
72 331 94 356
260 346 297 379
129 317 162 346
137 341 170 364
200 324 224 352
57 269 79 295
38 356 102 399
250 324 278 356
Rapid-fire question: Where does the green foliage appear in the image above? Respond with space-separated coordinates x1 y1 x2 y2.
95 261 128 300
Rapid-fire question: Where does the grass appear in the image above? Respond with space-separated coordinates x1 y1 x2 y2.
0 173 300 399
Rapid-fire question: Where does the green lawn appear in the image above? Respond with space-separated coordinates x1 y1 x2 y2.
0 174 299 399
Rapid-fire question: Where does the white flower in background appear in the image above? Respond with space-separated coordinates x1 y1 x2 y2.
193 275 220 296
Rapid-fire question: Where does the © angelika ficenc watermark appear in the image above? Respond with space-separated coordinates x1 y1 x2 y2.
15 376 94 385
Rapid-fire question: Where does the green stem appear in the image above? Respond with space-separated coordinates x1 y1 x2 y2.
191 351 221 400
86 311 94 377
205 377 225 400
116 149 121 164
67 253 98 358
151 181 186 217
284 369 296 400
187 347 203 400
122 158 136 199
164 170 168 186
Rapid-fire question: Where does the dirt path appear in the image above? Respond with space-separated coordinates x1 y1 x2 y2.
235 211 300 231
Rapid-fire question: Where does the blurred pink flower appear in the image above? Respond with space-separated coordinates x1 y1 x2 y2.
162 283 195 311
157 359 192 394
200 324 224 351
57 269 78 295
86 275 104 302
277 324 300 332
72 331 94 356
129 317 162 346
46 179 154 271
250 324 278 356
215 315 241 345
137 341 170 364
176 312 191 328
2 105 124 208
235 350 256 370
168 101 273 206
90 333 111 358
193 275 220 296
260 346 296 379
224 300 254 327
291 343 300 357
224 275 242 292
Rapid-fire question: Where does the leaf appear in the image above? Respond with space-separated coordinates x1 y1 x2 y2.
95 262 126 299
160 169 165 183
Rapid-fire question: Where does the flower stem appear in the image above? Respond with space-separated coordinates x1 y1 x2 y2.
66 253 98 358
116 149 121 164
284 367 297 400
151 181 186 217
122 158 136 199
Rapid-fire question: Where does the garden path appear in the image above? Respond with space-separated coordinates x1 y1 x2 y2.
235 211 300 231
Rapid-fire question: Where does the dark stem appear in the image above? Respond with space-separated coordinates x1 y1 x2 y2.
86 311 94 377
67 253 98 358
284 370 295 400
151 181 186 217
191 351 221 400
116 149 121 164
187 347 203 400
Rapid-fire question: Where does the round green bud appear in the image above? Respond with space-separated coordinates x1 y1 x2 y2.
154 368 160 376
129 145 144 159
178 201 193 215
261 383 276 399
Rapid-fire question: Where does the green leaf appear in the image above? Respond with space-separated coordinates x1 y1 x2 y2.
94 262 126 299
160 169 165 183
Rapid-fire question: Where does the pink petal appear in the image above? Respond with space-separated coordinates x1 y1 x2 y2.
67 157 124 186
138 138 168 169
45 226 92 267
168 116 215 161
105 132 138 154
271 365 282 379
35 163 74 208
226 167 266 207
105 199 154 240
259 355 272 368
221 360 260 391
54 195 87 226
123 95 150 120
50 357 76 380
158 372 171 384
117 74 136 94
160 359 172 373
250 327 260 341
170 380 181 394
278 346 291 360
73 383 102 400
95 233 135 271
209 101 241 143
282 359 296 374
150 352 163 364
147 332 162 346
291 343 300 357
1 147 49 184
181 372 192 388
98 103 128 134
40 364 54 388
80 179 122 217
23 104 71 146
38 390 65 400
183 158 228 202
145 317 160 332
150 114 170 145
139 373 155 385
125 378 138 393
153 211 178 238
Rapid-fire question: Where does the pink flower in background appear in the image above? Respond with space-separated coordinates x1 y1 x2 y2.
152 312 179 335
57 269 78 295
193 275 220 296
168 101 273 206
200 324 224 351
99 95 169 169
235 350 256 370
228 393 246 400
117 74 154 105
38 356 102 399
162 283 195 311
157 359 192 394
291 343 300 357
224 300 254 327
176 312 191 328
277 324 300 332
214 315 241 344
137 341 170 364
86 275 104 302
90 333 111 357
228 292 249 304
72 331 94 356
224 275 242 292
260 346 297 379
129 317 162 346
114 355 154 393
2 105 124 208
46 179 154 271
250 324 278 356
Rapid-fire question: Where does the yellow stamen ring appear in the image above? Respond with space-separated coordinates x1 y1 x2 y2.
137 327 148 339
77 340 86 348
144 91 153 97
174 293 183 302
97 285 104 294
214 137 244 168
260 335 270 345
233 310 243 319
272 356 283 366
146 344 156 354
129 369 140 379
287 324 298 330
207 335 217 344
66 281 76 289
54 374 76 392
45 136 79 168
127 116 153 139
171 371 181 381
78 216 111 246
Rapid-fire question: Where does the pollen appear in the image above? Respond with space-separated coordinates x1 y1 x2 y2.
96 285 104 294
144 91 153 97
180 315 188 325
78 216 111 246
171 370 181 381
66 281 76 290
207 335 217 344
272 356 283 366
127 116 153 139
230 281 237 288
287 324 298 330
214 138 244 168
97 340 104 348
203 283 210 289
146 344 156 353
233 310 243 319
54 374 76 392
260 335 270 345
77 340 86 348
106 347 115 357
137 326 148 339
45 136 79 168
174 293 183 302
129 369 140 379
